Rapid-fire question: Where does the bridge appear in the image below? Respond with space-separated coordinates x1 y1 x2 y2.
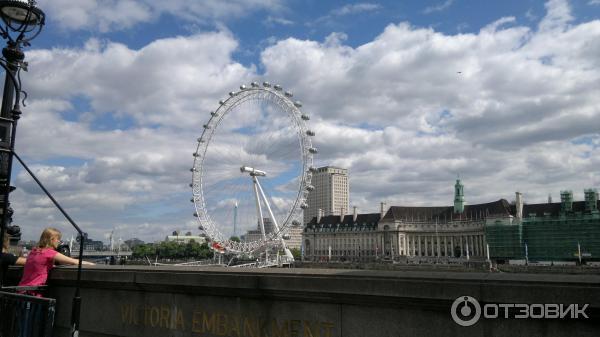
70 249 132 258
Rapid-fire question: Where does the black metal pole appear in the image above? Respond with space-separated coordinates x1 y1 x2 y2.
0 41 22 288
0 43 17 115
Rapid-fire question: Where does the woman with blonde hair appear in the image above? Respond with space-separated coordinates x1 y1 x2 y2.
18 227 94 296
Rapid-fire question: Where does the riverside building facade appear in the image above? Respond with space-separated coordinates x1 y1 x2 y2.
303 179 513 261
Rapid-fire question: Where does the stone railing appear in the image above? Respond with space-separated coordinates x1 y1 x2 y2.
9 265 600 336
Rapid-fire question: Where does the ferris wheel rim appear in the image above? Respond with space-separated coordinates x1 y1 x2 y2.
191 83 314 254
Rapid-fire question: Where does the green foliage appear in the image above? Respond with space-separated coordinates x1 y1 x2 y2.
229 236 241 242
132 243 156 258
132 240 213 260
290 248 301 260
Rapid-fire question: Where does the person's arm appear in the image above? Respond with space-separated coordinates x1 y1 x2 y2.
53 252 95 265
15 256 26 265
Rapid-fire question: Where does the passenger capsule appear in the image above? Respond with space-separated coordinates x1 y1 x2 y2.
189 183 194 188
282 234 291 240
301 114 310 121
300 203 308 209
263 81 271 87
251 81 259 87
274 84 282 91
306 185 315 191
219 99 225 105
193 212 199 217
294 101 302 108
203 124 211 129
240 84 247 90
197 138 204 143
308 147 318 154
210 111 218 117
306 130 315 136
229 91 236 97
308 166 317 173
284 91 293 97
291 220 301 227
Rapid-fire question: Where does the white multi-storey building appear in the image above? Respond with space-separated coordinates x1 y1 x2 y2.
283 225 303 250
304 166 349 225
303 180 512 262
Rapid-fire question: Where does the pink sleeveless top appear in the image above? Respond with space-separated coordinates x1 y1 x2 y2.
18 248 57 290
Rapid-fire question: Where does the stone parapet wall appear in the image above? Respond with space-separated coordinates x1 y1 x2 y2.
32 266 600 337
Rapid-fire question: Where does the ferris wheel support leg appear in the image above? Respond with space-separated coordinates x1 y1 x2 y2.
252 176 267 241
255 177 294 261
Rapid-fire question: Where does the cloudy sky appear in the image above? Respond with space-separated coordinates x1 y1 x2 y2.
4 0 600 243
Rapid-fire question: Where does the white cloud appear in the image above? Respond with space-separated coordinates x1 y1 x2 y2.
525 9 538 21
36 0 284 32
331 3 381 16
13 30 261 242
423 0 454 14
264 16 294 26
11 0 600 242
481 17 517 33
25 32 255 128
538 0 573 32
261 0 600 212
36 0 152 32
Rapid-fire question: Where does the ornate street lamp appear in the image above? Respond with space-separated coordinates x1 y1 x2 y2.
0 0 45 275
0 4 92 337
0 3 90 337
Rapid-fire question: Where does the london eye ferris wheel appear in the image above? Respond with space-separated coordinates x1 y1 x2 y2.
191 81 316 259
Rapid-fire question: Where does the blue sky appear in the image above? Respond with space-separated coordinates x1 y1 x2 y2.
4 0 600 243
32 1 600 53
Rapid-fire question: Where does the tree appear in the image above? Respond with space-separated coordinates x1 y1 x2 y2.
199 242 214 259
290 248 301 260
187 240 202 257
133 240 214 260
186 231 192 236
132 243 156 258
230 236 241 242
157 241 181 258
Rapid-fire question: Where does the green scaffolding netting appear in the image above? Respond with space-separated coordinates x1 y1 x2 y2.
486 215 600 261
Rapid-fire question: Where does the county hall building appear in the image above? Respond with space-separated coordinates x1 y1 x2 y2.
302 179 514 261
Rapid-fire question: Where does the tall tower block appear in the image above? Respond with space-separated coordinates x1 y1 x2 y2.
304 166 349 224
